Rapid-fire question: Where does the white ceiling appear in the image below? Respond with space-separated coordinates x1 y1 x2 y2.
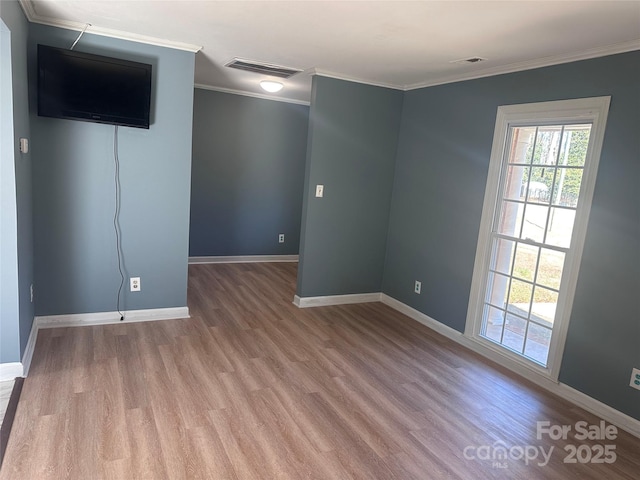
21 1 640 104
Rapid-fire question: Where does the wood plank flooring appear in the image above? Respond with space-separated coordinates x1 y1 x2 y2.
0 381 15 428
1 262 638 479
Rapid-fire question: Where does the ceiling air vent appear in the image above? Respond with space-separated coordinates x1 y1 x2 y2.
225 58 302 78
450 56 487 65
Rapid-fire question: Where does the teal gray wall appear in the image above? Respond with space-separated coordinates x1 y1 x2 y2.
0 0 34 362
383 51 640 419
29 24 195 316
297 76 402 297
1 0 636 422
190 89 308 256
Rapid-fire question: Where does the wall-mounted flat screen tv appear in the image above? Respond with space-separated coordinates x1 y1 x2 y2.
38 44 152 129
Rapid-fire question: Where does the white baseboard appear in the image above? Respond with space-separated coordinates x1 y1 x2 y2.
0 316 39 380
35 306 190 329
21 317 39 376
0 362 23 382
556 383 640 438
380 294 465 341
293 292 382 308
380 294 640 439
189 255 299 264
381 293 564 386
3 308 189 380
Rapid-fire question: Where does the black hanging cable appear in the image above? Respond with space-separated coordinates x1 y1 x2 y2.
113 125 125 321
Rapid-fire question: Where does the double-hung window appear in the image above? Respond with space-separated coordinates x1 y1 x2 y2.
466 97 610 379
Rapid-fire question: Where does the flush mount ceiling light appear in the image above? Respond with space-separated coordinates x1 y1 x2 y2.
260 80 284 93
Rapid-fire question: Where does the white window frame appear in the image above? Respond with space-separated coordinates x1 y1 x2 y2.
465 97 611 381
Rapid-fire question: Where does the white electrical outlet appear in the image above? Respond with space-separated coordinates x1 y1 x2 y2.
30 284 34 303
278 233 285 243
130 277 141 292
630 368 640 391
315 184 324 198
414 280 421 294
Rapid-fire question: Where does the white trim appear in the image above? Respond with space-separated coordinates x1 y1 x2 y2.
0 363 23 382
0 317 39 380
20 0 637 91
20 317 39 376
189 255 299 265
19 0 638 88
381 294 465 341
194 84 310 106
381 294 640 439
310 68 402 91
19 0 202 52
556 384 640 439
404 40 640 90
546 98 611 380
35 306 189 329
4 308 187 379
309 42 640 92
464 96 611 382
293 292 381 308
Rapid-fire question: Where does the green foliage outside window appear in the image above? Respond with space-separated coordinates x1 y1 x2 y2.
522 128 589 206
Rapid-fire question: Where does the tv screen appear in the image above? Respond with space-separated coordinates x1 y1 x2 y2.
37 45 152 129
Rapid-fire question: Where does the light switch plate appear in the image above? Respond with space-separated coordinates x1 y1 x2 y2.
315 185 324 198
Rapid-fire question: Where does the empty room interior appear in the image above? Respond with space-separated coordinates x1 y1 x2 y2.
1 1 639 478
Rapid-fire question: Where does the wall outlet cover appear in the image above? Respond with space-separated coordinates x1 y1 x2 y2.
630 368 640 391
130 277 141 292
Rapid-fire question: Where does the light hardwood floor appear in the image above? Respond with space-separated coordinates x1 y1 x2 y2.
1 262 638 479
0 381 15 428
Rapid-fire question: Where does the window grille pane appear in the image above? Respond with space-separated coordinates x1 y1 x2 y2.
524 323 552 365
563 125 591 167
497 201 523 237
531 287 558 325
537 249 564 290
508 279 532 314
512 243 538 282
526 167 553 204
508 126 537 164
521 204 548 243
504 165 528 201
552 168 583 208
546 208 575 248
531 126 563 165
483 306 505 343
503 313 527 353
486 271 510 309
491 238 515 275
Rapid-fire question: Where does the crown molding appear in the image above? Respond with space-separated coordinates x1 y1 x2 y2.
194 84 310 106
19 0 639 91
310 68 403 91
19 0 202 53
307 39 640 92
405 39 640 91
